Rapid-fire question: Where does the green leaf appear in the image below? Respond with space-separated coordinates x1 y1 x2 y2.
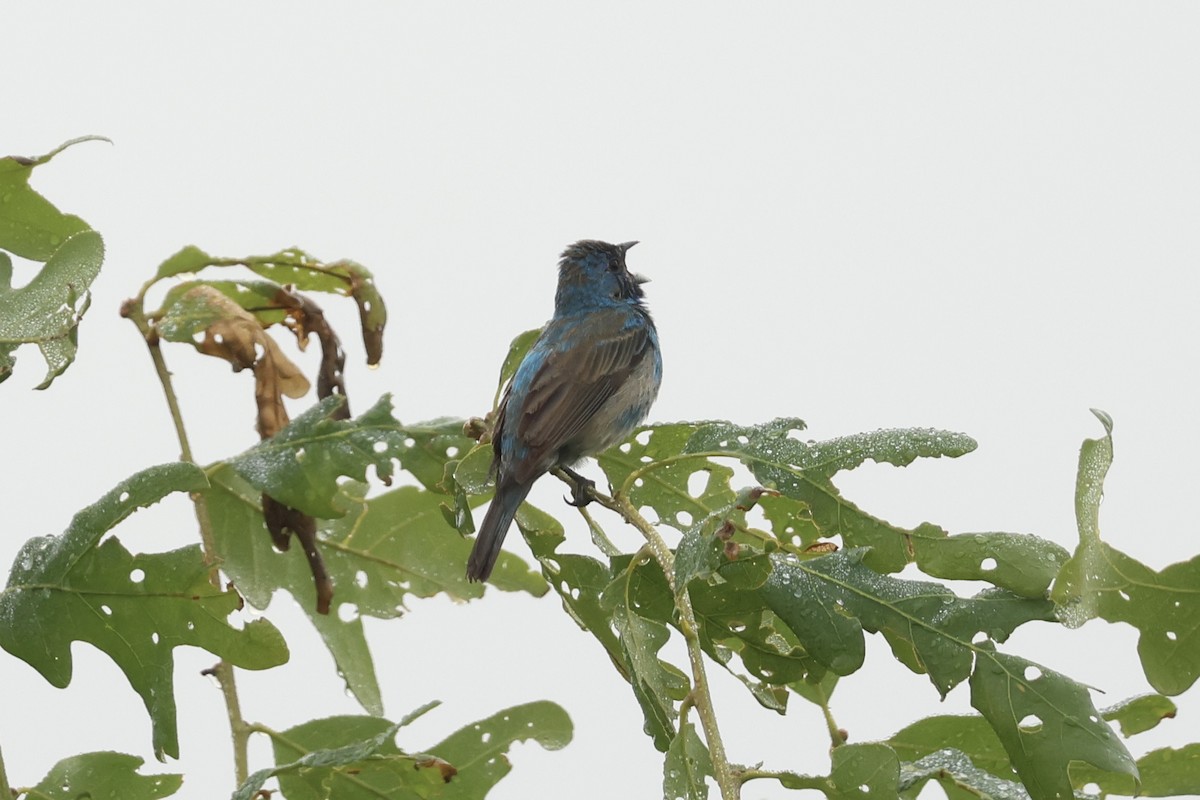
598 423 738 536
1102 693 1178 737
238 702 444 800
250 701 571 800
1052 411 1200 695
518 503 627 672
225 394 419 518
663 721 714 800
602 559 690 750
1071 743 1200 797
240 248 386 364
913 527 1070 599
762 550 1055 695
0 230 104 388
683 420 974 570
424 700 574 798
827 743 900 800
152 245 213 280
494 326 541 407
888 714 1015 782
25 752 181 800
969 647 1137 800
0 463 288 759
898 749 1029 800
0 136 104 260
207 469 544 713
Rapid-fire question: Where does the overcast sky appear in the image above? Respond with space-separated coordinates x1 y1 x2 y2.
4 4 1199 799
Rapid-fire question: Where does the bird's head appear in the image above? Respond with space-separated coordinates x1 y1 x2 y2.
556 240 648 310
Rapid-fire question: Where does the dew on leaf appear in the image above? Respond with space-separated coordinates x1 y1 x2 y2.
372 441 388 454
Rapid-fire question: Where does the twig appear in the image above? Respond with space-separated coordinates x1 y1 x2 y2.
559 474 740 800
737 767 826 791
123 300 252 786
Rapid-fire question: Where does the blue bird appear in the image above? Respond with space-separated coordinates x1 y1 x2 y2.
467 240 662 582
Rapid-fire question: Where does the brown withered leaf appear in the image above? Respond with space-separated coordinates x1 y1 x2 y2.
175 285 334 614
272 286 350 420
186 286 310 438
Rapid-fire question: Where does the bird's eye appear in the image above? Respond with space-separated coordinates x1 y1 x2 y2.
608 258 622 272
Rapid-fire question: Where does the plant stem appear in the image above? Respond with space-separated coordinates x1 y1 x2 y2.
0 745 11 798
737 767 826 791
125 301 252 788
580 482 739 800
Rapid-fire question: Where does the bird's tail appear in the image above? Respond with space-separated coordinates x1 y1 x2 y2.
466 481 533 582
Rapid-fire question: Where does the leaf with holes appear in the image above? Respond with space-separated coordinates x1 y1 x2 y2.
1072 743 1200 798
681 421 987 576
601 560 690 751
24 752 182 800
663 720 713 800
207 468 544 713
970 647 1137 800
0 463 288 759
238 248 385 364
0 231 104 387
224 394 410 518
423 700 573 798
826 742 900 800
517 503 626 673
237 701 444 800
154 279 290 334
1052 411 1200 695
598 423 738 534
761 550 1056 695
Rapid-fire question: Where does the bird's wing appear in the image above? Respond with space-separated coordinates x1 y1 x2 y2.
511 317 651 481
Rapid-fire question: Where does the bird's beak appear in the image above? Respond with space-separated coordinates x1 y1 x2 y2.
618 240 639 253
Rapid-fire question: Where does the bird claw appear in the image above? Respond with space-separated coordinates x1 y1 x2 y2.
563 471 596 508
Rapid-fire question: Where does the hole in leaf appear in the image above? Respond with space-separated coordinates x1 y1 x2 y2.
676 511 693 526
635 430 652 446
338 603 359 623
1166 631 1178 642
404 437 416 448
972 632 989 644
1017 714 1042 733
129 568 146 583
118 491 131 503
687 471 707 497
980 557 997 572
620 442 632 453
446 446 459 458
1024 666 1042 682
737 435 749 445
373 441 388 454
100 605 113 616
1118 590 1131 601
152 632 160 645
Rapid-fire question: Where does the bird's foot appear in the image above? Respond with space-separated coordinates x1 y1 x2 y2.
562 467 596 508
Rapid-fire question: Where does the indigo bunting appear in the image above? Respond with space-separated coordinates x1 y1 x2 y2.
466 240 662 582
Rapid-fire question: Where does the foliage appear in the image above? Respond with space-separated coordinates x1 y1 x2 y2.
1 141 1198 800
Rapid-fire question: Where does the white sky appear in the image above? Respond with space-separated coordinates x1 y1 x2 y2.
3 3 1199 798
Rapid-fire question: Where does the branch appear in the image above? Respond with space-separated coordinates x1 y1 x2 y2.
555 470 740 800
123 299 251 786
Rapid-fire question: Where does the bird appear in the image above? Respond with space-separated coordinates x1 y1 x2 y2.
466 240 662 582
